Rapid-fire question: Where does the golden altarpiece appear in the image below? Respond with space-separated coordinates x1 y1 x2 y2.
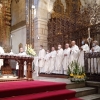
0 0 11 52
0 0 12 75
48 0 100 50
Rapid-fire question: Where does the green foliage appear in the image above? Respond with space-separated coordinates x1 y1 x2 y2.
68 60 86 82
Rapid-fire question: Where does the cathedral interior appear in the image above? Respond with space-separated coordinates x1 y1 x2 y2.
0 0 100 99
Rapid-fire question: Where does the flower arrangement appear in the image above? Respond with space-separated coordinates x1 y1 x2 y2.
68 61 86 82
26 44 36 56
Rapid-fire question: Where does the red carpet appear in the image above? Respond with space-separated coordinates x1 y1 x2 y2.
0 81 82 100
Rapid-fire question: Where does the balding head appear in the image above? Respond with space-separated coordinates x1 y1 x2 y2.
51 47 55 51
94 40 98 45
58 44 62 50
71 41 76 46
92 40 98 47
19 47 24 53
65 43 69 49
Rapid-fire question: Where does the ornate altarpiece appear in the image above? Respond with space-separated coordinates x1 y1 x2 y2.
48 0 100 50
0 0 11 52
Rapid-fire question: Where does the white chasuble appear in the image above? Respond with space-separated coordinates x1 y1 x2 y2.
90 45 100 73
55 48 63 71
69 45 80 64
78 44 90 67
38 49 45 68
62 48 70 72
49 50 57 73
44 53 51 73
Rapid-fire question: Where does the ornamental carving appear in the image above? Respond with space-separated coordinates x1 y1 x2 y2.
0 0 11 51
48 0 100 50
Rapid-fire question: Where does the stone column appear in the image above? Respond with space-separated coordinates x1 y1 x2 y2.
34 18 48 53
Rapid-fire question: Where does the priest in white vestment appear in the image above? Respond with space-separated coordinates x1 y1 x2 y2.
16 48 26 76
44 50 51 73
91 41 100 52
55 45 63 74
38 45 46 73
69 41 80 64
78 40 90 67
0 46 4 70
62 43 70 75
49 47 57 73
90 41 100 73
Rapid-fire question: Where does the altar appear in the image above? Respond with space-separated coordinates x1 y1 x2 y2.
0 54 34 81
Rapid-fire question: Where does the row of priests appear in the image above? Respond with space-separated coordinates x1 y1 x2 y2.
38 40 100 74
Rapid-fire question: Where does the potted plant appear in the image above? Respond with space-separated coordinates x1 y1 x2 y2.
68 60 86 82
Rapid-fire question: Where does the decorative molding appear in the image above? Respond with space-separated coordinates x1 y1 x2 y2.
11 20 26 31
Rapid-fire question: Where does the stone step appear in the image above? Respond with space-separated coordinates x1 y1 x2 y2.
66 82 85 89
86 81 100 87
86 81 100 93
34 75 86 89
70 87 97 97
79 94 100 100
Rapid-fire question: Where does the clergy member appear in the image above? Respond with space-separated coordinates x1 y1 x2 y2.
0 43 4 70
91 41 100 52
69 41 80 64
62 43 70 75
38 45 46 73
78 40 90 67
90 41 100 73
55 44 63 74
16 47 26 77
44 50 51 73
49 47 57 73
